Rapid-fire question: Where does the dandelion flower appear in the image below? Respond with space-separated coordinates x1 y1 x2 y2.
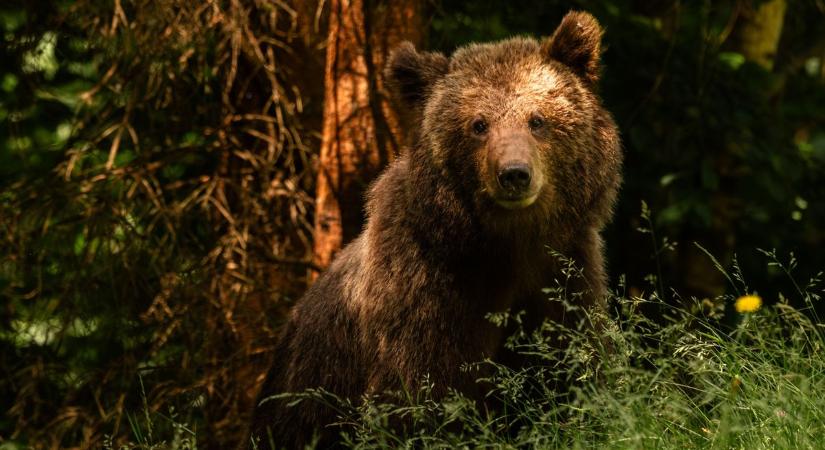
730 375 742 394
734 294 762 313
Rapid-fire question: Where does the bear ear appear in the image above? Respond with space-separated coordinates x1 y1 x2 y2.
385 42 449 108
542 11 604 85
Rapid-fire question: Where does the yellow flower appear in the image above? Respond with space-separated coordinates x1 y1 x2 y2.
730 375 742 395
734 295 762 313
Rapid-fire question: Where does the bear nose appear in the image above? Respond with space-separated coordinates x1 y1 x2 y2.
497 163 532 192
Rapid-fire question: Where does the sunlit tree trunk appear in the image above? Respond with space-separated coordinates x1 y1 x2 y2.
734 0 787 70
312 0 423 275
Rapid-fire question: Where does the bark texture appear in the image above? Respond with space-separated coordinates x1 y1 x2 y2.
312 0 424 274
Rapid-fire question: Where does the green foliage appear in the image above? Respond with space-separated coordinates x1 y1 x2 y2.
1 1 316 447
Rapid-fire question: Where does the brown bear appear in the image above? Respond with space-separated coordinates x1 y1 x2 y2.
250 10 622 448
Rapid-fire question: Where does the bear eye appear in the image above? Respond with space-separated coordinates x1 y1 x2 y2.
528 115 545 131
471 118 488 135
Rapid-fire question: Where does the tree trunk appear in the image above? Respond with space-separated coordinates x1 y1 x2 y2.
312 0 423 275
734 0 787 70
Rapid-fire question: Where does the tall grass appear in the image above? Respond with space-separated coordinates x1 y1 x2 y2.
311 250 825 449
97 249 825 450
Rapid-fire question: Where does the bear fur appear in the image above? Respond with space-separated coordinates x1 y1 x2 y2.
250 11 622 448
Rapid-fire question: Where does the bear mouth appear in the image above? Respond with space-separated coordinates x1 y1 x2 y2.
494 193 539 210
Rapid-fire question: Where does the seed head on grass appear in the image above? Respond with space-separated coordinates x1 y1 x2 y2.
734 295 762 313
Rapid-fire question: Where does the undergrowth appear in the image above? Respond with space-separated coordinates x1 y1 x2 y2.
91 248 825 450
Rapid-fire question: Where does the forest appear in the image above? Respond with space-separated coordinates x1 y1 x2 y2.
2 0 825 449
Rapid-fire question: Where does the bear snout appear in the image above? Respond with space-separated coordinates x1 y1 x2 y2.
485 130 543 209
497 162 532 192
491 160 541 209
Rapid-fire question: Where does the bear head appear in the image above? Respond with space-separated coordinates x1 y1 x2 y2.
386 11 622 238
